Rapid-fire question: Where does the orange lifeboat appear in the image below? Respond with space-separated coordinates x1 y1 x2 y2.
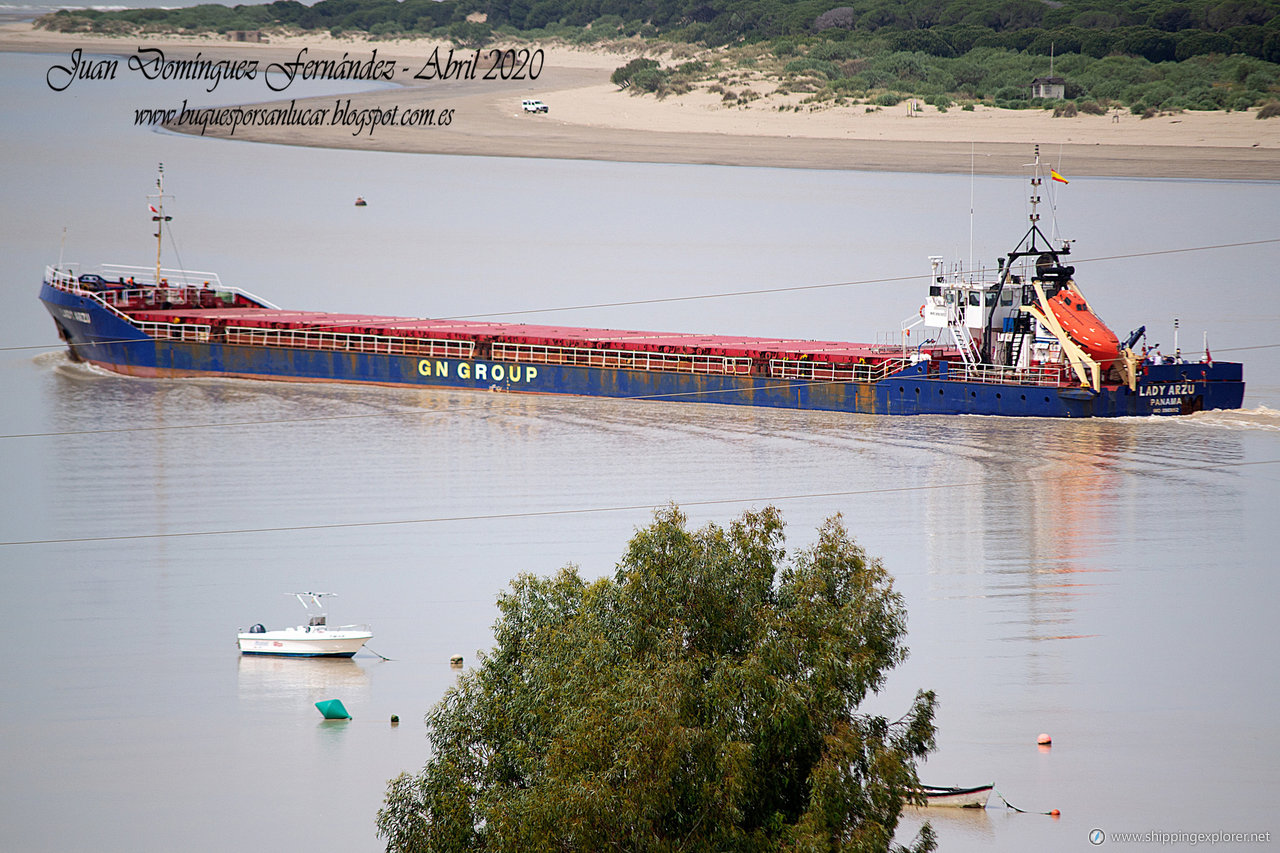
1046 288 1120 368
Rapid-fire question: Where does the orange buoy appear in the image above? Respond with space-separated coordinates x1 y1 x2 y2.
1037 733 1052 745
1050 809 1061 817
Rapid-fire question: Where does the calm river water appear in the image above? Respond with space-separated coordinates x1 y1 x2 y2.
1 50 1278 852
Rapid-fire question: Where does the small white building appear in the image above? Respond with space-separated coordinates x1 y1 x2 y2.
1031 76 1066 99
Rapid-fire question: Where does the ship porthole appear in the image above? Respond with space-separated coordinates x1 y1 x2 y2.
899 386 905 393
1021 394 1026 401
915 387 921 395
970 391 977 398
939 389 944 396
996 393 1002 399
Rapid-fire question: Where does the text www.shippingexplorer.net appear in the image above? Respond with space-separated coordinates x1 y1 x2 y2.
1091 829 1271 845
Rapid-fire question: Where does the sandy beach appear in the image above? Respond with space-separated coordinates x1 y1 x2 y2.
6 22 1279 179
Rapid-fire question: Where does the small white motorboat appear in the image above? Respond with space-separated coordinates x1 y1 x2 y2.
919 784 993 808
237 592 373 658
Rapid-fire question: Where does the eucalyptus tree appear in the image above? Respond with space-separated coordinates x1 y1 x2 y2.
379 506 937 853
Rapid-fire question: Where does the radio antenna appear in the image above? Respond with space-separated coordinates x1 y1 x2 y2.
148 163 172 285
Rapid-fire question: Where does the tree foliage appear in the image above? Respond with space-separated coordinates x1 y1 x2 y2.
611 56 662 86
38 0 1280 58
37 0 1280 110
378 506 937 853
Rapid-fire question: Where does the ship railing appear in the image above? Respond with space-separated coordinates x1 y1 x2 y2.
493 342 753 376
224 326 475 359
45 264 277 309
769 357 909 384
105 287 256 311
101 264 223 289
46 267 134 323
137 321 213 343
45 265 80 289
947 363 1065 387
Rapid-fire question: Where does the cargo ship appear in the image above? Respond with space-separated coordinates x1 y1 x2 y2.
39 156 1244 418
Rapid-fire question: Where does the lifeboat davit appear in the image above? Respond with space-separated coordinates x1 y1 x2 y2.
1046 288 1120 368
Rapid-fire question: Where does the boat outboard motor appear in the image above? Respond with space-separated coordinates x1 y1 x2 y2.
249 623 266 633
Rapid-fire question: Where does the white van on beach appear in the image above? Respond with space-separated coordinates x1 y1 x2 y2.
521 99 549 113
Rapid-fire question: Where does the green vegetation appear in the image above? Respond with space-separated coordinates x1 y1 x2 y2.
36 0 1280 112
377 505 938 852
610 56 667 91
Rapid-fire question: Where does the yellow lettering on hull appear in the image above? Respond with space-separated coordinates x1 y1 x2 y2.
416 360 538 385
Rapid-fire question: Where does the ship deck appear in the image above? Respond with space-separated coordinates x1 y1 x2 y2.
126 307 923 365
41 275 1247 416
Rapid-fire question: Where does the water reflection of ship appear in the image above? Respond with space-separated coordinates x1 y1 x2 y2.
898 802 994 845
920 419 1130 645
1003 422 1124 646
236 655 371 707
924 416 1247 648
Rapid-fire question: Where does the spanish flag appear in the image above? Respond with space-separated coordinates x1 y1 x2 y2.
1050 169 1069 184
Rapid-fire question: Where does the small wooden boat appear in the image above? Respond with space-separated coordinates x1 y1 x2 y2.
237 592 372 658
919 784 993 808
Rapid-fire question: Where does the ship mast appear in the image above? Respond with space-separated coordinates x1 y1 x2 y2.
1011 145 1064 265
979 145 1070 363
1028 147 1042 240
148 163 172 285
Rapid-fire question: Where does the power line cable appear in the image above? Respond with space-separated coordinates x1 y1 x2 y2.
5 236 1272 440
2 458 1275 548
0 375 917 439
9 237 1278 353
441 238 1280 321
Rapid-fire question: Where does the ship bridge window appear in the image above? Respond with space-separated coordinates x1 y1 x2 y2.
929 285 941 297
969 292 981 307
985 292 997 307
1000 292 1014 306
945 291 955 305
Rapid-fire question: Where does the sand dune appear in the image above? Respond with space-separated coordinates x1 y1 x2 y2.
6 23 1278 179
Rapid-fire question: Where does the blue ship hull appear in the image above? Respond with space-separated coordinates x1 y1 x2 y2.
40 282 1246 418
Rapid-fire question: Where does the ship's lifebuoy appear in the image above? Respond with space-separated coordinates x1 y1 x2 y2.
919 304 925 317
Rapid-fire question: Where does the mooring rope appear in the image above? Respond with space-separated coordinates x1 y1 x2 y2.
995 789 1059 817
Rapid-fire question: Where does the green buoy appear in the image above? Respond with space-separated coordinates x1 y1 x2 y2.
316 698 351 720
